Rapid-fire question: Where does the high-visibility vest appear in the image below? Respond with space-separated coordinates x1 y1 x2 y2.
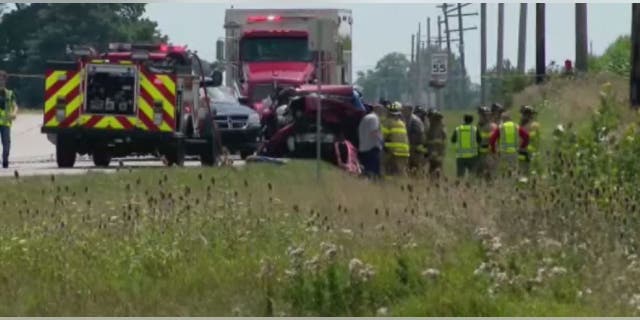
478 123 494 154
499 121 519 154
381 117 410 158
0 89 15 127
455 124 478 159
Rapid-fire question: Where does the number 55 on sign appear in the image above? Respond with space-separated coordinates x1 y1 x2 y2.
431 53 448 77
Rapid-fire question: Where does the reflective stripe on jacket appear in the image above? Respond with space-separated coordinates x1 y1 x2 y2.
526 122 540 154
381 117 410 158
478 124 493 154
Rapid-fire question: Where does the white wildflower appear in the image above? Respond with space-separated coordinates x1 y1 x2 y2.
494 272 508 282
421 268 441 279
321 242 338 259
359 264 376 282
304 255 320 272
284 269 298 277
550 266 567 276
286 246 304 258
490 236 503 251
341 229 354 237
349 258 363 273
629 294 640 308
376 307 388 316
474 262 488 276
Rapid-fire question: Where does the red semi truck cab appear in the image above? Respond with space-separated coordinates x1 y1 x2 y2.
218 9 353 116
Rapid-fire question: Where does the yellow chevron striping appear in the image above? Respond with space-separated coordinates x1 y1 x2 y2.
45 71 67 90
44 71 81 112
139 72 175 119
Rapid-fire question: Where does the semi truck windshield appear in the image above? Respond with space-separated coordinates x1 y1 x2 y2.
241 37 311 62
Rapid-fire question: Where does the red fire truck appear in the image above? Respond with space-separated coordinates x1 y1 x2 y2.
41 43 220 168
217 9 353 117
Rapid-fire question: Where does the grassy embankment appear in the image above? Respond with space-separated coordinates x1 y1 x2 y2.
0 73 639 316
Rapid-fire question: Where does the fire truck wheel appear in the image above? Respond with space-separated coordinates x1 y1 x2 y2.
92 148 112 167
200 139 216 166
240 150 253 160
56 136 76 168
165 141 185 167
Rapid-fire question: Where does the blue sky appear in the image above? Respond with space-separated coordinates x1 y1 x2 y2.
144 2 632 83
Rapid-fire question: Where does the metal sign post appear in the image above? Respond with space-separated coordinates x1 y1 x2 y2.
309 19 332 181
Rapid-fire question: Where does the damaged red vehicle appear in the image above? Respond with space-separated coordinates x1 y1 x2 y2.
259 85 367 172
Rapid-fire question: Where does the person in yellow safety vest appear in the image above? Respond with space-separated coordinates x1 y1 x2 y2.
381 101 410 176
451 114 481 178
476 106 497 179
519 105 540 174
489 112 530 177
401 103 427 174
0 70 19 169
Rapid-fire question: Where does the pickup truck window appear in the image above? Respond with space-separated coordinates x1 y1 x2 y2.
241 37 311 62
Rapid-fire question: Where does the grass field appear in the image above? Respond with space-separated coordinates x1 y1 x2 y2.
1 74 639 316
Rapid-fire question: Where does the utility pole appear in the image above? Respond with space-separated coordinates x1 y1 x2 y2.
427 17 432 50
417 23 423 104
442 3 452 60
457 3 466 76
575 3 588 73
437 15 443 48
427 17 432 106
497 3 504 75
481 3 487 104
631 3 640 108
411 34 415 64
517 3 527 73
536 3 546 84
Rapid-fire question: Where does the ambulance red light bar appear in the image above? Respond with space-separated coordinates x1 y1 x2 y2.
247 15 282 23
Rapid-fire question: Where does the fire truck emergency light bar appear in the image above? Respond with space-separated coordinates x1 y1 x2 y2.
247 15 282 23
108 42 187 53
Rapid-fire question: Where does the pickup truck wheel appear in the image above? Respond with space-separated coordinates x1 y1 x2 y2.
92 148 111 167
56 136 76 168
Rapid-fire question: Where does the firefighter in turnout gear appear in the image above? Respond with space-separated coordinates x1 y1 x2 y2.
476 106 497 179
451 114 481 178
0 70 18 168
425 108 447 178
401 103 427 174
489 112 530 177
519 105 540 174
381 101 410 176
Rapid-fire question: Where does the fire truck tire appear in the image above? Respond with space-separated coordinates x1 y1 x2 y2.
56 136 76 168
165 140 185 167
200 139 216 166
92 148 112 167
240 150 253 160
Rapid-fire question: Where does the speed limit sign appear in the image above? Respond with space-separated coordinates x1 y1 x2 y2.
431 52 448 76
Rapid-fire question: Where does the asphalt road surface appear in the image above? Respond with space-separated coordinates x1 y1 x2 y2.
0 113 243 178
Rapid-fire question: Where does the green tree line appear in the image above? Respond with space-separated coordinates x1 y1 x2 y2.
0 4 167 108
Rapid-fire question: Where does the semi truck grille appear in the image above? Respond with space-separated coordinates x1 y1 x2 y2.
215 115 248 129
